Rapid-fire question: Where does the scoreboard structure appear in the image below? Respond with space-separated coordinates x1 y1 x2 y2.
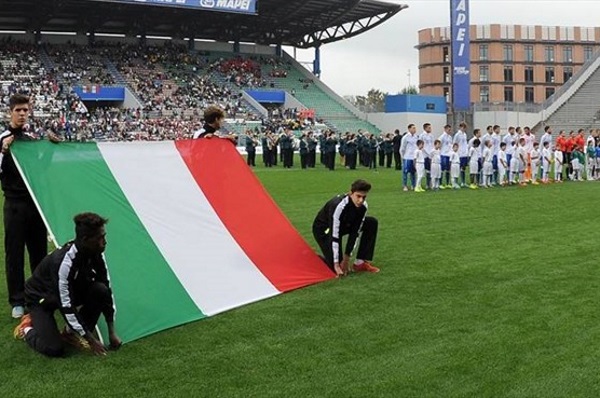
89 0 257 14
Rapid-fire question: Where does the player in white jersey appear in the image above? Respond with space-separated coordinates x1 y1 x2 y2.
468 129 483 186
491 125 502 184
516 137 528 185
452 122 469 186
419 123 434 187
468 139 481 189
553 147 563 182
541 141 552 183
498 142 508 186
482 140 494 187
414 140 426 193
450 143 461 189
530 142 541 185
503 126 517 168
479 126 492 158
439 125 453 188
509 141 520 184
522 127 535 153
585 131 596 180
400 124 418 191
430 140 442 190
539 126 553 153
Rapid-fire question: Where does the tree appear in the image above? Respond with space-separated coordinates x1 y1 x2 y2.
349 88 388 112
401 85 419 95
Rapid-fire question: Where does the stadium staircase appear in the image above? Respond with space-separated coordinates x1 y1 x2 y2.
38 47 57 76
104 59 127 85
536 50 600 135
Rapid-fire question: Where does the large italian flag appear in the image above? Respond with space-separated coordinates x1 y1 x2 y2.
12 139 334 343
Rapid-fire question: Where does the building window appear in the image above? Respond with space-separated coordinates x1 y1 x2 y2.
563 67 573 82
545 67 555 83
479 66 489 82
545 87 555 99
584 46 594 61
443 46 449 63
545 46 555 62
524 45 534 62
500 25 515 39
443 87 450 102
479 44 488 61
443 67 450 83
504 66 513 82
563 46 573 63
524 66 534 83
504 86 514 102
525 87 535 103
480 86 490 102
503 45 513 62
521 25 536 40
581 27 595 42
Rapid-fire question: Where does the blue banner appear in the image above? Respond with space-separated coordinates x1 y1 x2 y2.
246 90 286 104
89 0 257 14
450 0 471 111
73 86 125 101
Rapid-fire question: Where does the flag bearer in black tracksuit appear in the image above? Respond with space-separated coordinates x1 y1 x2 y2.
193 105 237 144
312 179 380 276
14 213 122 357
1 94 62 319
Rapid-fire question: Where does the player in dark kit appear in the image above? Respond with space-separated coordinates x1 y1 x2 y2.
312 179 380 276
14 213 122 357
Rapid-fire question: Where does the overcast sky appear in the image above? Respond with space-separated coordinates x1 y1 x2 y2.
292 0 600 97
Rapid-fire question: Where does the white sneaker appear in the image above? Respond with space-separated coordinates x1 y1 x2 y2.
12 305 24 319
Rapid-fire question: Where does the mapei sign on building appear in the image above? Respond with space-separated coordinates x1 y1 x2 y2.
91 0 257 14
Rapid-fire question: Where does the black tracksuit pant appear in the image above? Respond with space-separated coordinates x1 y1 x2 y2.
25 281 112 357
312 216 378 271
5 197 47 307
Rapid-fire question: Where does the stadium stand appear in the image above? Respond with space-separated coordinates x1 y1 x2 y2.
537 50 600 135
1 40 382 141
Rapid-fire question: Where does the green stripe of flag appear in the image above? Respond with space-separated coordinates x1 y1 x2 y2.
12 141 204 343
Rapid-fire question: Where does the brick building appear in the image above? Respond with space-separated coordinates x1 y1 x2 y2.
417 25 600 105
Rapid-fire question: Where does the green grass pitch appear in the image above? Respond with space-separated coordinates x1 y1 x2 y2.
1 160 600 397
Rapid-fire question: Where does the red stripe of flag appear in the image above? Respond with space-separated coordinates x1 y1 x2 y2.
175 139 335 292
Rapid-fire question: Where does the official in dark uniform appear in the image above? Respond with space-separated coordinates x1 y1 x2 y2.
393 129 402 170
245 131 257 167
299 133 308 169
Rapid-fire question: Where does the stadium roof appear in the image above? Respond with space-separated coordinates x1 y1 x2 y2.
0 0 408 48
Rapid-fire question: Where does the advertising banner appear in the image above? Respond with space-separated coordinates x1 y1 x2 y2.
89 0 257 14
450 0 471 111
